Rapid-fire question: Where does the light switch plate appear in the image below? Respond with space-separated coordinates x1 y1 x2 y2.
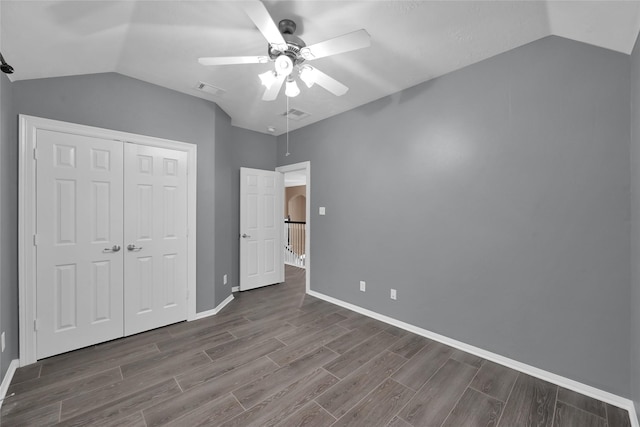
319 207 326 215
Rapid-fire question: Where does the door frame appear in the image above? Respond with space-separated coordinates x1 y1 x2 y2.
276 161 310 293
18 115 198 366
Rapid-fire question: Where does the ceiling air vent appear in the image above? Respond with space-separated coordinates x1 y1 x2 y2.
195 81 226 97
281 108 310 121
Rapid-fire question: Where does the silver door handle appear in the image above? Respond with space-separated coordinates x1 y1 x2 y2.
103 245 121 253
241 234 251 238
127 244 143 251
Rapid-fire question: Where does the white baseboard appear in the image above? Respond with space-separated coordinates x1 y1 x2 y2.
231 286 239 292
193 294 234 320
0 359 19 410
284 261 306 270
307 290 639 427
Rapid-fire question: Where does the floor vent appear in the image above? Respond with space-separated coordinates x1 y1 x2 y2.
195 81 226 97
281 108 311 121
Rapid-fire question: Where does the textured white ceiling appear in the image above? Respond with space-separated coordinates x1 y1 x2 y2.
2 1 639 135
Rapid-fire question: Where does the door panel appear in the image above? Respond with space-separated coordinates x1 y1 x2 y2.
36 130 124 359
240 168 284 291
124 144 188 335
92 260 112 322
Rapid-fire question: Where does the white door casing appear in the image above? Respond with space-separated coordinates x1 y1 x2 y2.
240 168 284 291
124 143 188 335
36 130 124 359
276 162 311 293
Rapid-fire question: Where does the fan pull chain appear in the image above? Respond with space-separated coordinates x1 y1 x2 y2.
286 95 291 156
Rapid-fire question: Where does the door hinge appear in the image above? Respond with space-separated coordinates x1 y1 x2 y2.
33 234 38 246
34 319 39 331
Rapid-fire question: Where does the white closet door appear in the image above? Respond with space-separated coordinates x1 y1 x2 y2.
123 143 188 335
36 131 124 359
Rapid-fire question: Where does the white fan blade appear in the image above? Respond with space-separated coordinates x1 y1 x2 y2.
198 56 268 66
312 67 349 96
262 73 286 101
243 1 287 51
301 29 370 60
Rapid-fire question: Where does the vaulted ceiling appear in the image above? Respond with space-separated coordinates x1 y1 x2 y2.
2 1 639 135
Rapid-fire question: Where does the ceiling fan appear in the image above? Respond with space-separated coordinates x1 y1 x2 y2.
198 1 371 101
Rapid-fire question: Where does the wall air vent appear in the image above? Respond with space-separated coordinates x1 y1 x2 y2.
195 81 226 97
281 108 310 121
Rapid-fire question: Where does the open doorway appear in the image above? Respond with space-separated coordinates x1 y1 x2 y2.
284 174 306 269
276 162 310 293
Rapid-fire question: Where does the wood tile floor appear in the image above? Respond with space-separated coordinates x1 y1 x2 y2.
2 266 632 426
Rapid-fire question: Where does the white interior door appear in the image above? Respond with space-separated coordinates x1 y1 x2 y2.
240 167 284 291
124 143 188 335
36 130 124 359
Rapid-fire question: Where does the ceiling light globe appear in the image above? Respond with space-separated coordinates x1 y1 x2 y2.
285 79 300 97
299 66 316 88
275 55 294 77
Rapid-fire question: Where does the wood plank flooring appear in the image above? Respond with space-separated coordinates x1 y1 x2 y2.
2 266 632 426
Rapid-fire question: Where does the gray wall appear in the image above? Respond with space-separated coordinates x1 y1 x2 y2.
214 109 278 304
278 36 632 396
630 31 640 421
10 71 276 310
1 72 18 381
12 72 221 312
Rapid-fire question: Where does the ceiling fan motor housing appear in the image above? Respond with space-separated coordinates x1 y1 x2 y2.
268 19 306 66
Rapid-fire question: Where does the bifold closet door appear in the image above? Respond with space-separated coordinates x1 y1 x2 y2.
36 131 124 359
123 143 188 336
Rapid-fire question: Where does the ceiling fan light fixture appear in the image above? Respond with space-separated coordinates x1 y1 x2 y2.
270 43 288 53
275 55 294 76
300 47 314 60
259 70 277 88
299 66 316 88
285 78 300 97
200 7 369 103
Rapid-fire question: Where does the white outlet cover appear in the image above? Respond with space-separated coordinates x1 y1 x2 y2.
360 281 366 292
319 207 326 215
1 332 5 352
223 274 228 285
390 289 397 300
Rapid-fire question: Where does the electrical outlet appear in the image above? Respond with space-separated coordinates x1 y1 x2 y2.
223 274 228 285
319 207 326 215
390 289 397 300
360 281 366 292
1 332 5 352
